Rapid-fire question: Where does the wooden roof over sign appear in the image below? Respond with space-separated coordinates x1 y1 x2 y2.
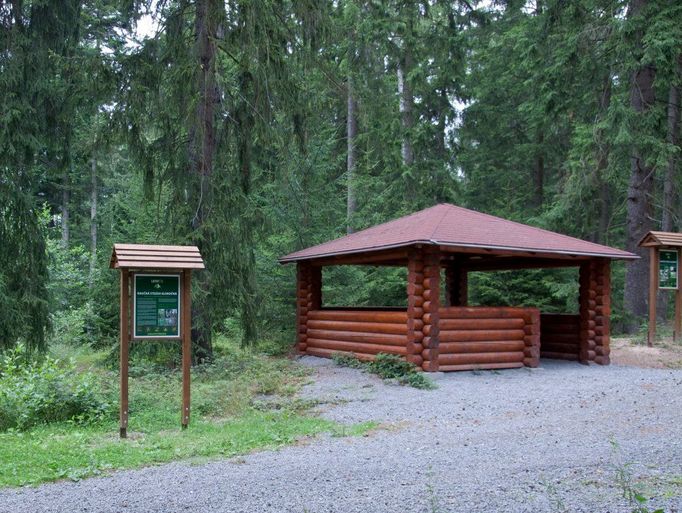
638 231 682 248
109 244 205 270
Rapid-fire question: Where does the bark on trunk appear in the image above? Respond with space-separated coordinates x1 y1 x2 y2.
532 132 544 209
189 0 220 359
624 0 656 330
398 52 414 168
61 167 70 247
347 72 358 234
595 74 612 243
662 55 681 232
89 157 97 287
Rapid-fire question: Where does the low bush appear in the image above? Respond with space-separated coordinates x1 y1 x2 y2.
0 345 110 431
332 352 436 389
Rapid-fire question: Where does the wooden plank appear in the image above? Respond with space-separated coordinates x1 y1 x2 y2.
307 319 407 335
438 307 530 320
308 310 408 323
181 270 191 428
119 270 129 439
439 340 526 354
438 351 524 366
439 329 526 342
115 243 200 252
648 247 658 346
438 362 523 372
306 338 406 355
306 329 406 346
115 260 206 269
438 318 525 330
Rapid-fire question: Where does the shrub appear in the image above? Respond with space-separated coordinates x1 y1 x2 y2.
0 345 110 431
332 352 436 389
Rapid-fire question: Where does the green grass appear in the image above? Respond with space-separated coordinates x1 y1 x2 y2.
0 338 368 488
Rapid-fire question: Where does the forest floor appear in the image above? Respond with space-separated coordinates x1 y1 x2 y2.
611 335 682 369
1 354 680 513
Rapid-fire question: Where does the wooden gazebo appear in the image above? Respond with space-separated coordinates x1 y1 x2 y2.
280 204 637 372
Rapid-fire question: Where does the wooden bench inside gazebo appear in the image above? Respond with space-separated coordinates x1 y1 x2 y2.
279 204 637 372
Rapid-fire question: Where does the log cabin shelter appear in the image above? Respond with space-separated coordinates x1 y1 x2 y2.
279 204 638 372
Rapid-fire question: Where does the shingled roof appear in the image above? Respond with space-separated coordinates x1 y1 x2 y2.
280 204 637 262
639 231 682 248
110 244 205 270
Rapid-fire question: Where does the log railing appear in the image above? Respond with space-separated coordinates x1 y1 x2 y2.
540 313 580 361
436 306 540 371
304 309 408 361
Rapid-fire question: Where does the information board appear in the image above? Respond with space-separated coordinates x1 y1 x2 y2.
134 274 181 338
659 250 679 290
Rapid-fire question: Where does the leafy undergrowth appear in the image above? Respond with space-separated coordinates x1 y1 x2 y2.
332 352 436 390
0 338 370 487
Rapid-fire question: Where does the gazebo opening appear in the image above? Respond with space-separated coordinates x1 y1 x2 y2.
280 204 637 372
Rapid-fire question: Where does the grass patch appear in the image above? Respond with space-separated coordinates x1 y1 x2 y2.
0 338 368 488
332 352 436 390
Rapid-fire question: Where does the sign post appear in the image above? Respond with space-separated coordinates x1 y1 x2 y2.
110 245 204 438
645 245 680 346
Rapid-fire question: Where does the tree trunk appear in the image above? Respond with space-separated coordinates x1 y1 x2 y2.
189 0 220 359
662 54 681 232
61 167 70 248
398 52 414 168
624 0 656 331
595 74 612 243
89 157 97 287
532 132 544 209
346 71 358 234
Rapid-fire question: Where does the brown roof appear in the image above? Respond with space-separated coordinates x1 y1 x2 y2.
638 231 682 248
280 204 637 262
110 244 205 270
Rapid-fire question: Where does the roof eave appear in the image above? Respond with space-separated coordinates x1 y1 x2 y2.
279 239 638 264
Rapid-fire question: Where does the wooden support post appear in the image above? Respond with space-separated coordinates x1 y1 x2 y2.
181 270 192 429
406 250 425 368
673 283 682 342
648 247 658 347
421 249 441 372
296 263 311 353
119 269 129 439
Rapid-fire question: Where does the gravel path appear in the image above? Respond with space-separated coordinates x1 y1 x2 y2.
1 358 681 513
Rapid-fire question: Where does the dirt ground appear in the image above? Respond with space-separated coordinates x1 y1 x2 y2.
611 336 682 368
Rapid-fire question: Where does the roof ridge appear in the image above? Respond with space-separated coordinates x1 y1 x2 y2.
442 203 621 252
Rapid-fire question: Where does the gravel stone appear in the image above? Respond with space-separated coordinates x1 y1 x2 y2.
1 359 681 513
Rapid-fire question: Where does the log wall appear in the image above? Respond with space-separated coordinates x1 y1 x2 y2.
304 309 408 361
540 313 580 361
579 259 611 365
436 306 540 371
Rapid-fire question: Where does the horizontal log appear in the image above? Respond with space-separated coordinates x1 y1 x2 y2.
523 346 540 358
307 320 407 335
594 355 610 365
439 307 534 321
439 362 524 372
541 351 580 361
541 343 579 354
306 338 406 355
541 314 580 323
436 318 525 331
305 347 375 362
523 356 539 368
541 333 580 344
308 310 407 323
406 354 423 367
439 340 525 354
439 329 525 342
438 351 524 366
307 329 406 347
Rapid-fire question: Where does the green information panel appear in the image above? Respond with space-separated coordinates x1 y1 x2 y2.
659 250 679 290
134 274 181 338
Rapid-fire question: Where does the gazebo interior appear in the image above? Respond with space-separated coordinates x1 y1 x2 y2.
280 204 637 372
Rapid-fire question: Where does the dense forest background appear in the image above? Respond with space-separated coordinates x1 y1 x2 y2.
1 0 681 357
